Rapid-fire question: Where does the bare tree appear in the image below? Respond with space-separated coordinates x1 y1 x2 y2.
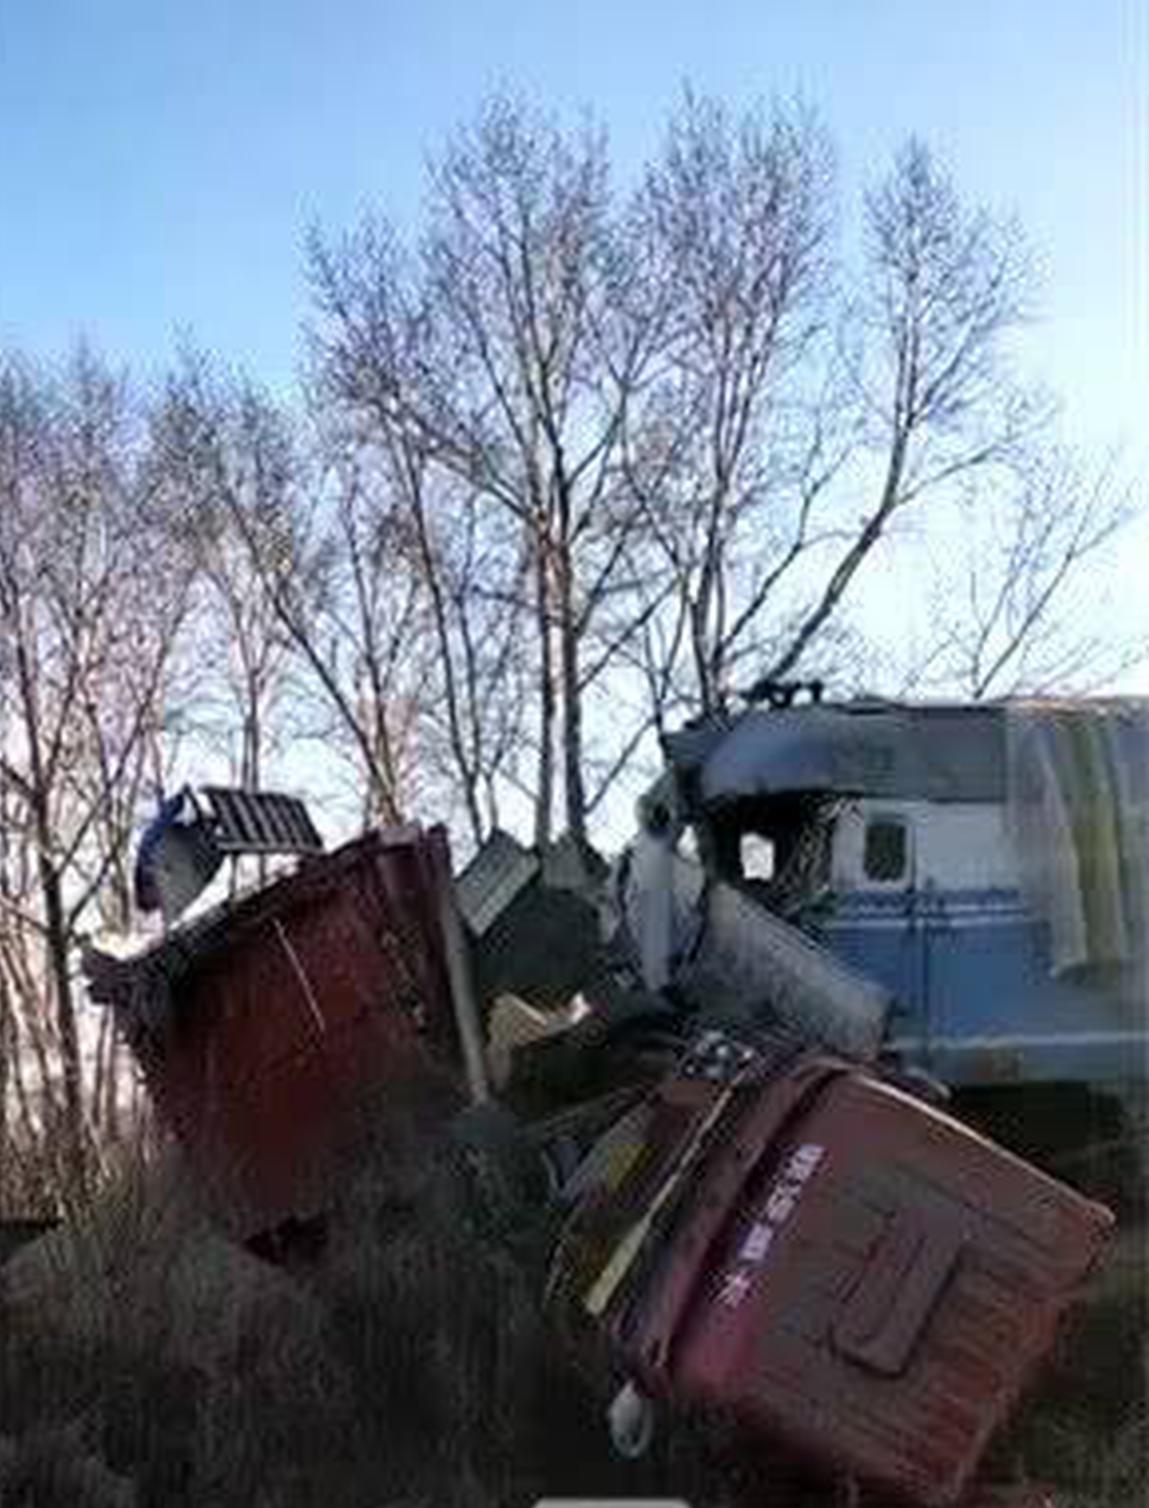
332 435 530 849
186 478 293 793
309 95 667 847
159 357 434 827
907 447 1141 698
589 109 1059 786
318 448 430 827
0 762 51 1163
305 242 534 849
0 348 191 1187
308 99 1135 844
628 92 839 714
761 138 1035 685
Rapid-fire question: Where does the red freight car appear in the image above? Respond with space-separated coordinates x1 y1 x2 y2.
551 1034 1113 1507
85 825 469 1241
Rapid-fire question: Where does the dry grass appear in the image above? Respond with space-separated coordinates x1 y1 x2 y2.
1 1140 350 1506
0 1103 1144 1507
980 1222 1148 1508
0 1100 561 1507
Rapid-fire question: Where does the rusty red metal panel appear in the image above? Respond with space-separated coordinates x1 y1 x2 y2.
90 826 464 1238
628 1067 1112 1506
555 1051 1113 1508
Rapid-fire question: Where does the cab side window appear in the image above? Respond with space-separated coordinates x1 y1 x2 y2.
863 818 908 883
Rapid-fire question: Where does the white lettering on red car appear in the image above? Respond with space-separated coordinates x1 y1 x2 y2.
717 1143 825 1310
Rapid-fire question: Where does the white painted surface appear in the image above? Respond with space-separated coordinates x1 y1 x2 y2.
831 800 1017 892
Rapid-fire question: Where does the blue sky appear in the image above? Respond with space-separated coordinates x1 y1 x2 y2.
0 1 1143 456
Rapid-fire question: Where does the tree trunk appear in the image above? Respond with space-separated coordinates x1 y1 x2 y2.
104 1032 121 1144
555 538 587 846
38 855 86 1195
242 693 261 791
0 967 10 1203
6 1009 39 1199
92 1006 110 1142
767 428 910 684
533 531 555 849
407 467 485 849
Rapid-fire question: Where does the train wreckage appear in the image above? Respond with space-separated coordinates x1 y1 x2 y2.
80 693 1148 1506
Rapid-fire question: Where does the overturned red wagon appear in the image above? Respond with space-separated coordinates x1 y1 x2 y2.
84 818 476 1243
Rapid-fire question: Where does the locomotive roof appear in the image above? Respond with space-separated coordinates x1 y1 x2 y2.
664 700 1010 806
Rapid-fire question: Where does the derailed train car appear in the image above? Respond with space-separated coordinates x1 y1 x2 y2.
620 695 1148 1094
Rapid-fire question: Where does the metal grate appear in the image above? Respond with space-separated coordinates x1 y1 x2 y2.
199 787 324 856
